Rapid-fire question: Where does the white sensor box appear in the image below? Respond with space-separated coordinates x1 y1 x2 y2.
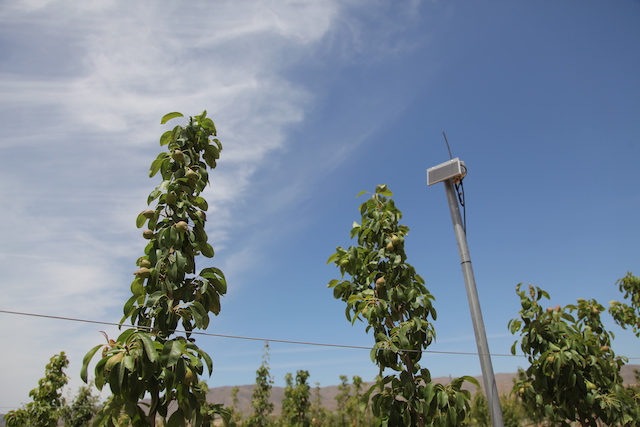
427 158 466 186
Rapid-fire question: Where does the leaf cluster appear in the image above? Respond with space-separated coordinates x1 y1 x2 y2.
509 283 638 426
608 272 640 337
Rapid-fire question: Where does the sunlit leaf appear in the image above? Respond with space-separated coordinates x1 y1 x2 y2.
160 112 184 124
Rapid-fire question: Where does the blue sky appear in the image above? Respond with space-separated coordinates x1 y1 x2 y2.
1 0 639 411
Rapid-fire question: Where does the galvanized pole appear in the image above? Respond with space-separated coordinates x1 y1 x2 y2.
443 179 504 427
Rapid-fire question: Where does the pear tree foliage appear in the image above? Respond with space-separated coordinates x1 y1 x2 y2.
608 272 640 337
509 284 638 426
82 111 228 426
328 185 478 427
4 352 69 427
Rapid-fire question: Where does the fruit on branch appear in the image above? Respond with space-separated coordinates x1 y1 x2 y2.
182 367 195 385
142 209 155 219
172 150 185 163
186 169 198 180
175 221 189 233
166 192 177 204
143 229 154 239
138 259 152 268
135 267 151 278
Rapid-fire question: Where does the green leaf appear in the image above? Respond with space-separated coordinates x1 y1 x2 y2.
149 159 163 178
81 344 104 382
117 328 136 343
200 243 214 258
375 184 393 197
147 189 161 204
135 212 147 228
161 112 184 124
167 408 186 427
195 347 214 376
347 295 362 304
130 276 144 296
138 332 158 363
159 130 173 146
356 190 368 198
121 294 138 322
163 339 184 367
209 277 227 295
453 375 479 388
193 196 208 210
326 253 339 265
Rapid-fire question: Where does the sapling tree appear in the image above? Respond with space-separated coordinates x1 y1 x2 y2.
498 394 523 427
61 384 100 427
470 389 490 427
228 386 243 426
4 352 69 427
509 283 637 426
309 382 329 427
248 343 275 427
327 185 478 427
82 111 228 426
335 375 366 427
281 370 311 427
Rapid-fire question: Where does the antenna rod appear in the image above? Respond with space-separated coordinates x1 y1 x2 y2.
442 131 453 159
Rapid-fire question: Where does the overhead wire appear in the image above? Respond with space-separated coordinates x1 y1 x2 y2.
0 309 522 358
2 309 638 360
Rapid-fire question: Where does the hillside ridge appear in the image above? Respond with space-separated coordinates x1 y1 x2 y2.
206 364 640 416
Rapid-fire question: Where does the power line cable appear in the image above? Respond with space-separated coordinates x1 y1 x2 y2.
0 309 521 358
2 309 637 359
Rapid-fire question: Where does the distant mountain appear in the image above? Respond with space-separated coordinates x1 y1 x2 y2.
206 364 640 416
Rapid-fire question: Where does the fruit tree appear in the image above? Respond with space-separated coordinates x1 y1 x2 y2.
82 111 228 426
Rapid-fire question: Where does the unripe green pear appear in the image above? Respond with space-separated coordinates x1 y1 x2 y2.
172 150 184 163
166 192 177 204
138 259 152 268
182 367 195 384
135 267 151 278
186 169 198 180
142 229 154 239
175 221 189 233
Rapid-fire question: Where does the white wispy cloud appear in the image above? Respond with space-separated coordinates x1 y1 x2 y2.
0 0 434 410
0 0 341 409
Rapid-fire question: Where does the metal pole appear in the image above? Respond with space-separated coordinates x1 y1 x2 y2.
443 179 504 427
